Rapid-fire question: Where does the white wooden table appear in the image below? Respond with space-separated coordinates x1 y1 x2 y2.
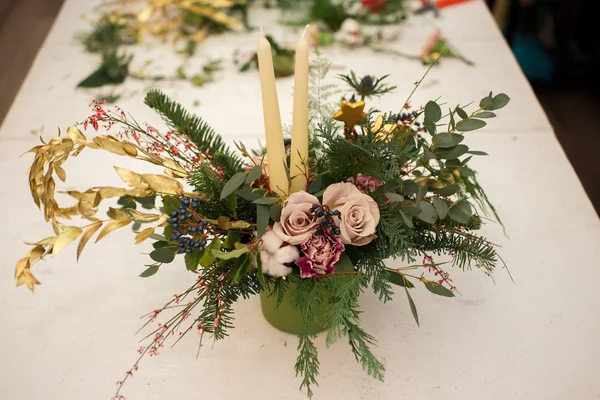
1 1 599 399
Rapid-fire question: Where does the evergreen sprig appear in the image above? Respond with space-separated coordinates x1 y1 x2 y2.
290 276 326 398
144 90 241 168
413 227 498 273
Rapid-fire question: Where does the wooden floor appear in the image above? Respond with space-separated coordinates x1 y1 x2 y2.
0 0 598 217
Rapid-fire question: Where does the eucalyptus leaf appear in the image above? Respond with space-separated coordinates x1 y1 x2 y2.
456 119 486 132
253 197 279 205
433 183 459 197
415 185 427 206
385 192 404 203
237 187 268 201
417 201 437 224
399 180 420 196
152 241 168 249
149 247 175 263
432 196 448 219
220 172 247 200
246 165 262 184
455 106 469 120
448 199 474 224
424 281 455 297
434 144 469 159
270 204 283 222
434 132 464 149
399 209 413 228
402 206 422 217
479 92 493 108
490 93 510 110
425 101 442 122
476 111 496 118
405 287 419 326
386 270 415 288
467 150 488 156
448 108 456 130
140 265 159 277
257 204 270 238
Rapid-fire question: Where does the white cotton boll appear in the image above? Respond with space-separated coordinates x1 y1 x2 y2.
261 230 283 254
267 260 293 277
260 251 272 274
275 245 300 264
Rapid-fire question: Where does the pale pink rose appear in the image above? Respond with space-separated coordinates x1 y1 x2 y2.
323 182 380 246
296 233 344 278
272 191 319 245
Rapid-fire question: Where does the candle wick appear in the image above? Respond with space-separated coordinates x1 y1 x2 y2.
260 25 265 36
302 24 309 39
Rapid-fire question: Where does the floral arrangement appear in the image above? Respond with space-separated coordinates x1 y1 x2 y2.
15 51 510 399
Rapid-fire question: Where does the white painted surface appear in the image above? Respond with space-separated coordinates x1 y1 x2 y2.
1 1 599 400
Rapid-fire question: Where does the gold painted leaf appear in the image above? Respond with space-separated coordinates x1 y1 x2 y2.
163 158 188 178
15 257 30 279
16 269 40 292
135 147 164 165
28 245 46 264
122 142 138 157
135 227 155 244
72 145 85 157
114 166 148 188
77 221 102 260
129 209 160 222
125 187 152 197
30 179 41 208
20 145 43 157
55 165 67 182
95 219 131 243
93 136 127 156
98 187 127 199
53 226 83 256
57 205 80 219
108 207 131 221
142 174 183 195
78 200 97 219
92 191 102 207
67 126 87 144
45 177 56 201
30 237 56 246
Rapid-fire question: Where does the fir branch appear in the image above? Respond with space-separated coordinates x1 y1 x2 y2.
412 227 498 273
290 276 325 398
144 90 241 167
323 274 385 381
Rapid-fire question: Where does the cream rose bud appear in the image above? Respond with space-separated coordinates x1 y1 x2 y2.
272 191 320 245
323 182 380 246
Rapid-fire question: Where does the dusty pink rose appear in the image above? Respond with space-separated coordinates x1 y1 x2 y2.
296 233 345 278
323 182 380 246
273 191 319 245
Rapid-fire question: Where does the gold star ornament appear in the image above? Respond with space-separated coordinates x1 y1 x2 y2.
333 100 367 129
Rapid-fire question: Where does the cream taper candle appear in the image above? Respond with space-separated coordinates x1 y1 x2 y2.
289 25 310 194
257 27 288 196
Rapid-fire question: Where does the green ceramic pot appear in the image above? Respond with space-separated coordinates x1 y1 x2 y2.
260 281 328 335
